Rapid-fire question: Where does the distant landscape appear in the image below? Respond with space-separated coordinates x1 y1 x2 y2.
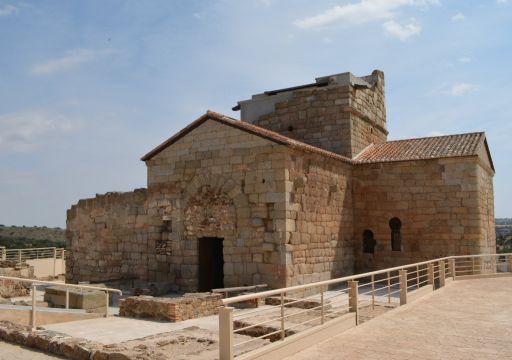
0 224 65 249
496 218 512 253
0 219 511 252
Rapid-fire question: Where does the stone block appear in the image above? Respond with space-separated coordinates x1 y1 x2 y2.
44 286 107 312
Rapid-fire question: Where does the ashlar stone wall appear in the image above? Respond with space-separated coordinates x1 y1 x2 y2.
285 151 354 286
352 157 496 272
476 159 495 253
144 119 291 290
66 189 149 284
67 120 295 290
119 293 223 322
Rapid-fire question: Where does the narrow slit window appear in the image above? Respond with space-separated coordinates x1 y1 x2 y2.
362 230 376 254
389 217 402 251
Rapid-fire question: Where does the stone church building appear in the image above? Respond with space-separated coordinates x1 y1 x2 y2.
66 70 496 291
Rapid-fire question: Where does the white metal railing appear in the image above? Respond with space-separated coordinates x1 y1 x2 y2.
0 247 65 262
0 275 122 331
218 253 512 359
0 247 66 277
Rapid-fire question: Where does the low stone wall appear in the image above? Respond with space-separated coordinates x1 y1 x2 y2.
0 321 103 360
119 293 222 322
0 320 221 360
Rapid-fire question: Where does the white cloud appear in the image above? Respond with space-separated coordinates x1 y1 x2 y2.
293 0 438 29
0 4 17 16
458 56 471 63
383 20 421 41
30 48 114 76
0 110 82 152
451 12 465 21
427 131 445 137
448 83 479 96
427 82 479 97
497 0 508 4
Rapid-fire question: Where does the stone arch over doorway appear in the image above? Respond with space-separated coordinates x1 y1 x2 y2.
181 173 251 290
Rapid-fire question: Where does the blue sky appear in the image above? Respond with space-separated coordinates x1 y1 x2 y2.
0 0 511 227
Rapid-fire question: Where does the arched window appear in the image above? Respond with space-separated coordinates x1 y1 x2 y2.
362 230 376 254
389 217 402 251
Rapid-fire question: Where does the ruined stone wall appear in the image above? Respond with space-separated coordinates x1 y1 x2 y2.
247 71 387 158
119 293 222 322
0 262 34 298
352 157 491 272
145 119 291 290
286 151 354 286
66 189 149 284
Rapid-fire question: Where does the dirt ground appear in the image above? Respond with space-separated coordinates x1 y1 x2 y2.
97 326 268 359
0 341 64 360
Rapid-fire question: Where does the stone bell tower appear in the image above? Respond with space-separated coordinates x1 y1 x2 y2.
235 69 387 158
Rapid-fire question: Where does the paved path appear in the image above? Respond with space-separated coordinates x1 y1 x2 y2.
285 277 512 360
0 341 62 359
42 313 219 344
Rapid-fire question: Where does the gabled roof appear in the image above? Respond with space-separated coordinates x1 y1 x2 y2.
141 111 353 163
142 111 494 172
355 132 494 171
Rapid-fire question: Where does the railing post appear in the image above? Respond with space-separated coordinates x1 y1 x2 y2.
0 246 6 261
416 265 420 289
31 284 37 331
18 249 22 264
104 291 109 318
371 274 375 310
219 306 234 360
427 263 434 288
280 292 285 340
387 271 391 303
449 258 456 280
438 260 445 287
491 255 497 274
508 255 512 273
52 247 57 277
399 269 407 305
62 249 66 274
348 280 358 325
65 289 70 309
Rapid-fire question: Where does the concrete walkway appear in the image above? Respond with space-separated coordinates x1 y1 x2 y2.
42 313 220 344
284 277 512 360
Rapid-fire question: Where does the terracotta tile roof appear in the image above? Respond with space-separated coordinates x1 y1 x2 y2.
142 111 492 170
355 132 485 163
141 110 354 163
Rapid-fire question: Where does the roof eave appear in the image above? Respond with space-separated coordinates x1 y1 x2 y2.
140 110 354 164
